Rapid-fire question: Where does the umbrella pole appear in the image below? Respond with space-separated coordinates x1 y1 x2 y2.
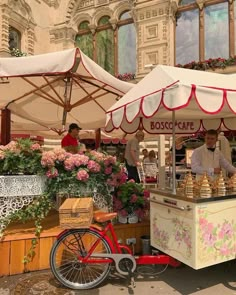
172 111 176 194
1 108 11 145
95 128 101 150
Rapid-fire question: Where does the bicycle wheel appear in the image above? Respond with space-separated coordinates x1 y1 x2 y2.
50 228 112 290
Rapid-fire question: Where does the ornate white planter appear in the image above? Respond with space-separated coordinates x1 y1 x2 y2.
118 212 139 224
0 175 46 197
0 175 46 229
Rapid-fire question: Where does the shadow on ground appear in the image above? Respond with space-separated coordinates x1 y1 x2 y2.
0 261 235 295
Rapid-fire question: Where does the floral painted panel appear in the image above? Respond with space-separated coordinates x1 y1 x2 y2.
152 214 192 260
198 208 236 263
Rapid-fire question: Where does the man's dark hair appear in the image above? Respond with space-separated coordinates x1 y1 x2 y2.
205 129 218 137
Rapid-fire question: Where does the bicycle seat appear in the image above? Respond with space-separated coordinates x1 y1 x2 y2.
94 212 117 223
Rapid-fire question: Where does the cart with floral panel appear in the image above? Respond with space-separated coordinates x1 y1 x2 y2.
105 65 236 269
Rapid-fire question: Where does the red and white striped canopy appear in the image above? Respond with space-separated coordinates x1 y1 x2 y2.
105 65 236 134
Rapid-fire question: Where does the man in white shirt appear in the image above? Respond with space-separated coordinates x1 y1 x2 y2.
191 129 236 179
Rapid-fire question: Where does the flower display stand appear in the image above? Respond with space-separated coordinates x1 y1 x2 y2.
0 175 46 231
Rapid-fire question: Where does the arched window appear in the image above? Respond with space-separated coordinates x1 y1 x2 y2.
75 21 93 59
75 11 136 78
176 0 230 64
96 16 115 75
9 27 21 50
118 11 136 75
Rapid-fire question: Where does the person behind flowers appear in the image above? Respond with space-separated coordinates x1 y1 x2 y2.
191 129 236 180
61 123 82 154
124 130 144 183
141 148 148 163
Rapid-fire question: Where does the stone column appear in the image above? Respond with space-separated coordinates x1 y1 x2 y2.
132 0 178 79
50 25 77 51
0 4 10 57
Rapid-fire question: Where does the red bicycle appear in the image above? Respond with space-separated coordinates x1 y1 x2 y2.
50 211 180 290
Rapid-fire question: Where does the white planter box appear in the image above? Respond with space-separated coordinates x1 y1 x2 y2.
0 175 46 197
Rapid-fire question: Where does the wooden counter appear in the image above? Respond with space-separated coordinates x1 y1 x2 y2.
150 189 236 270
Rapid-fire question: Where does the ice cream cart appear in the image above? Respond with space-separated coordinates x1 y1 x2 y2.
106 65 236 268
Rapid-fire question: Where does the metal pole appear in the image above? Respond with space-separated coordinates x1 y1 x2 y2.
172 111 176 194
1 108 11 145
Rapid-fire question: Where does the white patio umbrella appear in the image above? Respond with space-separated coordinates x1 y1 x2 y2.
0 48 134 136
105 65 236 192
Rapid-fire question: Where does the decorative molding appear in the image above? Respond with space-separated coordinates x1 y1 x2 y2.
196 0 205 10
95 0 109 7
41 0 61 7
113 1 132 20
50 24 77 48
92 6 113 25
109 17 117 30
72 12 92 28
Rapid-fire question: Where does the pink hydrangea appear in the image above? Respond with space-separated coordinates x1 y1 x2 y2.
5 141 18 151
135 208 145 219
30 143 41 151
89 150 106 162
104 166 112 175
130 194 138 203
53 148 67 161
128 179 135 183
73 154 89 167
46 167 58 178
41 151 57 167
119 209 128 217
76 169 89 182
143 190 150 199
87 160 101 173
64 157 75 171
104 156 116 166
113 197 123 210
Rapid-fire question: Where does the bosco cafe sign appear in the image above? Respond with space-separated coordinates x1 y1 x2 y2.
143 119 201 134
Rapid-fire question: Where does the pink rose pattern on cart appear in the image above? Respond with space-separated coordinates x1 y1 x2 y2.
172 217 192 258
152 216 192 258
152 218 170 250
198 209 236 259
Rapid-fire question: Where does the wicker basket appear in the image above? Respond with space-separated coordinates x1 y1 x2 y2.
59 197 93 228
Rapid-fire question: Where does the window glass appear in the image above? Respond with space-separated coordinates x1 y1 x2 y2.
205 3 229 59
9 27 21 50
118 23 136 74
75 33 93 59
179 0 196 5
98 16 110 26
79 21 89 30
96 29 114 74
176 10 199 64
120 11 131 20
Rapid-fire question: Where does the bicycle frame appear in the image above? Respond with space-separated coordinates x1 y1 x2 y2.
57 222 181 268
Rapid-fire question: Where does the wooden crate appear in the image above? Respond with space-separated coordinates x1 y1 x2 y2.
59 197 93 228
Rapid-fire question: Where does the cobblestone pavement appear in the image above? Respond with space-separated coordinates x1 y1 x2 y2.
1 262 236 295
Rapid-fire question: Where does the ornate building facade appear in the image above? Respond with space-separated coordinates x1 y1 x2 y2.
1 0 236 78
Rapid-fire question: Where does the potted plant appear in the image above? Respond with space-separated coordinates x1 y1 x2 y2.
113 180 150 224
41 148 127 210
